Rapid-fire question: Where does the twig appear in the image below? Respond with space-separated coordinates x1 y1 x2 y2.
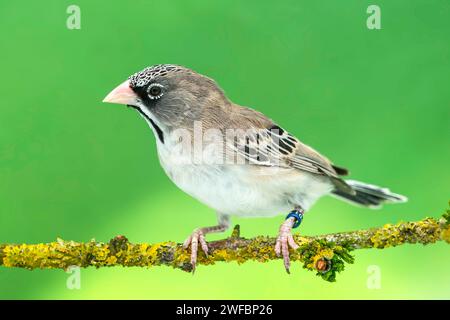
1 207 449 282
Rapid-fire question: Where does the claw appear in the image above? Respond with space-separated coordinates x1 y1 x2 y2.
183 229 209 272
275 217 299 273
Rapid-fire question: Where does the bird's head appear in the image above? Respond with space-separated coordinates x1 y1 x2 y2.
103 64 229 139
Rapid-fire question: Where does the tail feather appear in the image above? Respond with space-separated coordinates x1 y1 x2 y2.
331 180 407 208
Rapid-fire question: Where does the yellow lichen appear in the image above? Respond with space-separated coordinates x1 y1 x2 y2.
441 227 450 243
0 211 448 282
307 248 334 270
105 256 117 265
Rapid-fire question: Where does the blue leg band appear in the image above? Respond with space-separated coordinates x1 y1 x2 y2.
285 209 304 229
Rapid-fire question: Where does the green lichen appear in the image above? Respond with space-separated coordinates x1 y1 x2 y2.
1 207 449 282
442 204 450 227
370 219 441 248
441 204 450 243
297 239 354 282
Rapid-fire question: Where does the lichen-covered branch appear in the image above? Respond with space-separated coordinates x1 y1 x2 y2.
1 208 449 282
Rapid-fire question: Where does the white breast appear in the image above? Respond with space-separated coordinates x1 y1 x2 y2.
154 132 333 218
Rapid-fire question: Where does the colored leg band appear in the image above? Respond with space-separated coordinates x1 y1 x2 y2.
285 209 304 229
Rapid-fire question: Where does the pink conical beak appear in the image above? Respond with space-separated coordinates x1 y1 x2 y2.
103 80 138 105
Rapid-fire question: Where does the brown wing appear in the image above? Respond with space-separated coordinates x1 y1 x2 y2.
224 105 353 193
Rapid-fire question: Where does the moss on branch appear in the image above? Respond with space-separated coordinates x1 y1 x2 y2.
1 207 449 282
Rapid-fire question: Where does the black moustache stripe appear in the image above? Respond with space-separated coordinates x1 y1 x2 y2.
129 105 164 144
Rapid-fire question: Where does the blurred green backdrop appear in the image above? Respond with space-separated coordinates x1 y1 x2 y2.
0 0 449 299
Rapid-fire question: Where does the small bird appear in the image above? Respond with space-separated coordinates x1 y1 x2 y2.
103 64 407 272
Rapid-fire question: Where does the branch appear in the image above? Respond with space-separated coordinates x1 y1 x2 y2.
1 206 449 282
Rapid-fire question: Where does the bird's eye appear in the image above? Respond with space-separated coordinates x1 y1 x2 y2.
147 83 164 100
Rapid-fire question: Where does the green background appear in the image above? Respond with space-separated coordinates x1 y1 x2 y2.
0 0 449 299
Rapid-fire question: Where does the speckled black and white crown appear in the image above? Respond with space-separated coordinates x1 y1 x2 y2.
128 64 187 87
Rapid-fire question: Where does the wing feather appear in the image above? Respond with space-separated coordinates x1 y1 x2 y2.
223 113 352 192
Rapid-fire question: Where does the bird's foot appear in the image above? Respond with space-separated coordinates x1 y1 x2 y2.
182 218 230 272
183 228 209 272
275 209 303 273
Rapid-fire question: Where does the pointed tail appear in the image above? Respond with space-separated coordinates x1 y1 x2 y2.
331 180 407 208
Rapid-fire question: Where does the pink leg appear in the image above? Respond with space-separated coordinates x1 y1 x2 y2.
275 217 300 274
183 215 230 272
